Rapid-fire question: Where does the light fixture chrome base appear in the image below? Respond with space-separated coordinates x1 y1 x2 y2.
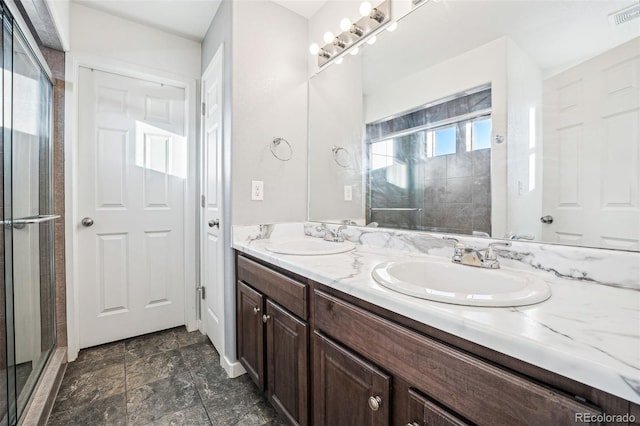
317 0 392 68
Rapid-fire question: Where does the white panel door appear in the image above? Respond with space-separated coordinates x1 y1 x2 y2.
542 39 640 250
201 46 225 355
77 67 187 348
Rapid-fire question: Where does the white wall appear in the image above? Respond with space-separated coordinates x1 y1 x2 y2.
69 3 201 79
45 0 70 51
308 52 364 223
231 0 308 225
506 39 543 240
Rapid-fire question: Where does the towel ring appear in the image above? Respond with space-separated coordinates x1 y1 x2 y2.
270 137 292 161
332 145 351 168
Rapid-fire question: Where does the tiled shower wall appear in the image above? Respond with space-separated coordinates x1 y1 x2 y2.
366 88 492 235
41 47 66 349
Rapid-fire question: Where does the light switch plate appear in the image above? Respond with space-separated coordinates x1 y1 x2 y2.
344 185 353 201
252 180 264 201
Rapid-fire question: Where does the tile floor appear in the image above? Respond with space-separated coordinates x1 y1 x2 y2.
47 327 286 425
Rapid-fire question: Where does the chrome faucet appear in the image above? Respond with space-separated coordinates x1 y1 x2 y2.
323 225 347 242
443 237 511 269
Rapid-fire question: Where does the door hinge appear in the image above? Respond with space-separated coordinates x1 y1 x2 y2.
201 102 206 116
201 195 205 208
197 286 206 300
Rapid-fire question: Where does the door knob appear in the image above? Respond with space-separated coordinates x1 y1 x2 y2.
368 395 383 411
81 217 94 227
208 219 220 228
540 215 554 224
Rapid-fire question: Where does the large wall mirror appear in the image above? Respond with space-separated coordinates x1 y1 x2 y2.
308 0 640 251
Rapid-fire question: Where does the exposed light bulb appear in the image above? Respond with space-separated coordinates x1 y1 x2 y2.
323 31 334 44
386 21 398 32
340 18 352 32
309 43 320 55
335 57 344 65
367 35 377 45
350 47 360 55
359 1 372 17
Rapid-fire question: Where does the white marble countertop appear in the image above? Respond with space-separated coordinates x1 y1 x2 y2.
232 224 640 405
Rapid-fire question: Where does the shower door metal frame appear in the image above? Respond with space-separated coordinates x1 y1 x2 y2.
1 0 56 424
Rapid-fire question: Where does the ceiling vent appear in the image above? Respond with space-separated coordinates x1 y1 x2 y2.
609 2 640 26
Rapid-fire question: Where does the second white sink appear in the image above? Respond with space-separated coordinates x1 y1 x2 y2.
265 239 355 256
372 258 551 307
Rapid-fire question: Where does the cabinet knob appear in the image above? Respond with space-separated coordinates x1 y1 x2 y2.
253 306 260 315
262 314 271 323
406 423 420 426
368 395 382 411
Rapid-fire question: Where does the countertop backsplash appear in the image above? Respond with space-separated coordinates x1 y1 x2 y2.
234 222 639 291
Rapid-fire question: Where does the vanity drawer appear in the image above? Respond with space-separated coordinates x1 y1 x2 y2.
408 388 470 426
314 290 602 425
237 255 308 319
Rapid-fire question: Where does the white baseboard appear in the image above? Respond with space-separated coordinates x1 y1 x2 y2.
221 355 246 378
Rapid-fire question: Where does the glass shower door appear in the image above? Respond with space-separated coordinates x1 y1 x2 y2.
0 8 10 426
1 5 56 425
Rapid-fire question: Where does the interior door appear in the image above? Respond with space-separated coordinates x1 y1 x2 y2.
201 45 225 355
77 67 187 348
542 39 640 250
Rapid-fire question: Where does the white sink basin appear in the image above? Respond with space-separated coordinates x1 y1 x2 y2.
372 258 551 307
265 239 356 256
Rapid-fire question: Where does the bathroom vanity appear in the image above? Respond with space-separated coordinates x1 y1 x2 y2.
233 225 640 426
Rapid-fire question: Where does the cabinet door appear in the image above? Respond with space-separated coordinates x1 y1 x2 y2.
407 388 470 426
313 332 391 426
266 300 309 425
237 281 265 390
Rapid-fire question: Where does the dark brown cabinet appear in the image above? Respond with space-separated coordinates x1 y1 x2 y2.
235 252 635 426
236 255 309 425
237 281 265 390
266 300 309 425
313 332 391 426
407 388 469 426
313 289 605 426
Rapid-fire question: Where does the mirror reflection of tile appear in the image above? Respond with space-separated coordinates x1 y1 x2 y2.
366 87 492 235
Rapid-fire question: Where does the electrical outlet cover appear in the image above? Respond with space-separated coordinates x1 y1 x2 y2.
344 185 353 201
252 180 264 201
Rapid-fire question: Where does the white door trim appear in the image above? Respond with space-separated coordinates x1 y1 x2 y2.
199 45 245 378
64 54 198 361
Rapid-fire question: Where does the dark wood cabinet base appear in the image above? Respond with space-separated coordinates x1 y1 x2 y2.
235 252 637 426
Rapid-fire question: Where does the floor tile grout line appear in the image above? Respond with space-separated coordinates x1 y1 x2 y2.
181 345 215 426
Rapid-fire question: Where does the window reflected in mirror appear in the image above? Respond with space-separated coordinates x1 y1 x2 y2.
365 86 492 235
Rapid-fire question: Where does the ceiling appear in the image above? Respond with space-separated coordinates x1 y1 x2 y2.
72 0 328 42
271 0 327 19
72 0 223 41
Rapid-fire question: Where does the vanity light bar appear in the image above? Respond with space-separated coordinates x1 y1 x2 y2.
312 0 392 68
